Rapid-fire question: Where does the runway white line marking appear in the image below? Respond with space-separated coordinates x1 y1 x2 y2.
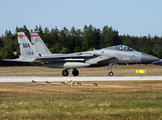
0 76 162 82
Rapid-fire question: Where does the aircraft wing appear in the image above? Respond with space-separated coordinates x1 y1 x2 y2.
34 53 119 65
1 52 100 63
35 53 100 62
2 52 119 65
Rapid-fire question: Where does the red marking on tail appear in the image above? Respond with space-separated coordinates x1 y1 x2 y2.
18 35 26 37
31 35 39 37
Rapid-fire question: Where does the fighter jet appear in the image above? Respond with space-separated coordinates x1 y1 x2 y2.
2 32 160 76
152 59 162 65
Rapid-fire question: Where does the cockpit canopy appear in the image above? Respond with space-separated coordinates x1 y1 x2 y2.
105 45 134 51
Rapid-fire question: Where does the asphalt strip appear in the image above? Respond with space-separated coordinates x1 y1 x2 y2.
0 76 162 83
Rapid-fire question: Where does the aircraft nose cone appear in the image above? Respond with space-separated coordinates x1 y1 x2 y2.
152 59 162 65
141 53 160 64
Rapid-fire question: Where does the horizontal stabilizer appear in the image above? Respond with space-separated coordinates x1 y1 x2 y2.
2 58 36 62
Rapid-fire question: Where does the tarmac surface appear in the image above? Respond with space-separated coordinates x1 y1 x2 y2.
0 76 162 83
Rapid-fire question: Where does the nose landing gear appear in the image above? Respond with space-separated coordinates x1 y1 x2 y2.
109 71 113 76
108 63 116 76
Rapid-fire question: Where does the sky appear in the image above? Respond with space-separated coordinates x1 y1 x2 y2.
1 0 162 37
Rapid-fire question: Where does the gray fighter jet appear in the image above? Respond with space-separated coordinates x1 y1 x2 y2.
2 32 160 76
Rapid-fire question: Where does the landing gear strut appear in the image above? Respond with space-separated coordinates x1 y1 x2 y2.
72 69 79 76
62 69 69 76
108 63 116 76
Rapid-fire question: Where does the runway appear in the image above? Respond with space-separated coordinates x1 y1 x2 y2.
0 76 162 83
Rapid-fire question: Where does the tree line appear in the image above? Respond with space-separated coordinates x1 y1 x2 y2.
0 25 162 59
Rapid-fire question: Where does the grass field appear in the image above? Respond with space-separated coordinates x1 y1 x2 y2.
0 81 162 119
0 65 162 119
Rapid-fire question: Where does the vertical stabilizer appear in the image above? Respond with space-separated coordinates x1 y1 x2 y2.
30 31 51 55
17 32 40 58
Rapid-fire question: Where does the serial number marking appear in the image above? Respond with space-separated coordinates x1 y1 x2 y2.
26 51 34 55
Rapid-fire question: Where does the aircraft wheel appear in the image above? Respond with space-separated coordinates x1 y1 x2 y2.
109 72 113 76
72 69 79 76
62 70 69 76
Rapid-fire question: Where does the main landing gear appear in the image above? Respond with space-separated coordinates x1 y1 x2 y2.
62 69 69 76
62 69 79 76
108 63 116 76
72 69 79 76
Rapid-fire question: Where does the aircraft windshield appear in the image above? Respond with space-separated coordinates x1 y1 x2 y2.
106 45 134 51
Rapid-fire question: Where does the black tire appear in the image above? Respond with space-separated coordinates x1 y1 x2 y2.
109 72 113 76
72 69 79 76
62 70 69 76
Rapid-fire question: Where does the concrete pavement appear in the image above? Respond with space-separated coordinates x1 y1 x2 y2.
0 76 162 83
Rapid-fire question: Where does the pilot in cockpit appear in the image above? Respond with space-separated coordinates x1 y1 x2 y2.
123 46 127 51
